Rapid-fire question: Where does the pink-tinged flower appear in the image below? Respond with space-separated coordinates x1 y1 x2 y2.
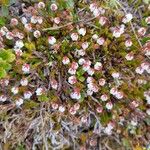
15 49 23 56
96 106 103 113
54 17 60 24
15 32 24 39
125 53 134 61
51 103 58 110
78 28 86 36
110 87 118 95
141 62 149 70
71 62 79 70
101 94 108 101
68 76 77 84
20 78 28 86
94 62 102 71
48 36 56 45
81 116 88 123
82 61 91 71
99 7 105 14
58 105 65 112
87 89 93 96
106 102 113 110
122 13 133 23
69 107 76 115
38 2 45 9
0 26 8 36
68 68 76 75
87 68 95 76
78 58 85 65
76 49 85 56
31 16 38 24
99 78 106 86
6 32 14 40
138 27 146 36
62 56 70 65
125 39 132 47
36 87 44 96
112 72 120 79
99 16 107 26
0 79 9 86
131 101 139 108
97 37 105 45
10 18 18 26
16 98 23 107
87 77 94 83
24 91 32 99
50 3 58 11
0 95 7 102
33 30 41 38
71 33 78 41
21 17 27 25
37 16 43 24
73 103 80 110
24 23 32 31
145 16 150 24
22 64 30 74
11 87 19 94
82 42 89 50
89 3 97 12
51 79 58 90
87 83 99 93
115 91 124 99
70 88 81 100
113 26 124 38
89 140 97 146
104 123 114 135
92 34 98 40
93 8 100 17
135 66 144 74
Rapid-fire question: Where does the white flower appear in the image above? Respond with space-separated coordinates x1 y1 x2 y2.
94 62 102 70
99 78 106 86
24 91 32 99
138 27 146 36
122 13 133 23
87 83 99 92
145 16 150 24
24 24 32 31
58 105 65 112
38 2 45 9
125 53 134 61
115 91 124 99
77 49 85 56
10 18 18 26
87 77 94 83
22 64 30 74
113 26 125 38
36 88 43 96
141 62 149 70
71 62 79 70
97 37 105 45
33 30 41 38
6 32 14 40
11 87 19 94
20 78 28 86
125 39 132 47
51 103 58 110
69 107 76 115
81 116 88 123
51 80 58 90
92 34 98 40
99 16 107 26
70 89 81 100
146 109 150 115
71 33 78 41
37 17 43 24
16 98 24 107
87 89 93 96
110 87 118 95
21 17 27 24
112 72 120 79
50 3 58 11
68 68 76 75
93 8 100 17
104 126 112 135
135 66 144 74
106 102 113 110
31 16 38 24
0 95 7 102
48 36 56 45
78 58 85 65
54 17 60 24
131 120 137 126
74 103 80 110
15 40 24 48
68 76 77 84
89 3 97 12
101 94 108 101
78 28 86 36
87 68 95 76
62 56 70 65
82 42 88 50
